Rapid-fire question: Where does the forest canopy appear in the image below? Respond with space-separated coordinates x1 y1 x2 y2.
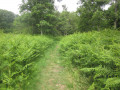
0 0 120 34
0 9 15 32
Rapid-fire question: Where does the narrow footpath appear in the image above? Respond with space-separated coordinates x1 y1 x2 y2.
36 44 80 90
31 44 89 90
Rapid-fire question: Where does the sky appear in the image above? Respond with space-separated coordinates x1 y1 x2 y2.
0 0 79 14
0 0 22 14
54 0 80 12
0 0 110 14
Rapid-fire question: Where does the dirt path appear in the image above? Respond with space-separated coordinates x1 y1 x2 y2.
36 45 78 90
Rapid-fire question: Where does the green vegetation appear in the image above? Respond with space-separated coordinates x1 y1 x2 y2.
20 0 56 35
29 43 89 90
1 0 120 35
13 13 34 34
0 0 120 89
59 30 120 89
0 9 15 33
0 33 53 89
77 0 120 31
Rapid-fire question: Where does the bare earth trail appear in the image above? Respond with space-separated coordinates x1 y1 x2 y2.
36 44 80 90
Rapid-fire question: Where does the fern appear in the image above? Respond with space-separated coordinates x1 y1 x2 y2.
0 33 53 89
59 30 120 89
105 78 120 89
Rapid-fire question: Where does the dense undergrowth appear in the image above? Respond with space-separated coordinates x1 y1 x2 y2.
0 33 53 90
59 30 120 90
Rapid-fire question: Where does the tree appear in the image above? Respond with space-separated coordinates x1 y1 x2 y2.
110 0 120 29
20 0 56 34
77 0 109 32
13 12 35 34
55 11 78 35
104 0 120 29
0 9 15 32
91 10 107 30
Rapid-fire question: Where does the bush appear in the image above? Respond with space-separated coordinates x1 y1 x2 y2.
59 29 120 89
0 33 53 89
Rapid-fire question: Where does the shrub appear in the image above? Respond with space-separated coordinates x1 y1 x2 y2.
0 33 53 89
59 29 120 89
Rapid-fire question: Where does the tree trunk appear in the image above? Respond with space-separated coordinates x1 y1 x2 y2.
41 25 43 35
97 25 100 31
41 30 43 35
114 21 117 29
114 0 118 29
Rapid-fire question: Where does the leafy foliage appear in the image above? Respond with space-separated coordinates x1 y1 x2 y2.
0 9 15 32
59 29 120 89
0 33 53 89
13 12 35 34
105 78 120 89
55 11 78 35
77 0 120 31
20 0 56 34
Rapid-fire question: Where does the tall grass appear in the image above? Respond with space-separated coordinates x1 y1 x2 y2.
0 33 53 89
59 29 120 89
